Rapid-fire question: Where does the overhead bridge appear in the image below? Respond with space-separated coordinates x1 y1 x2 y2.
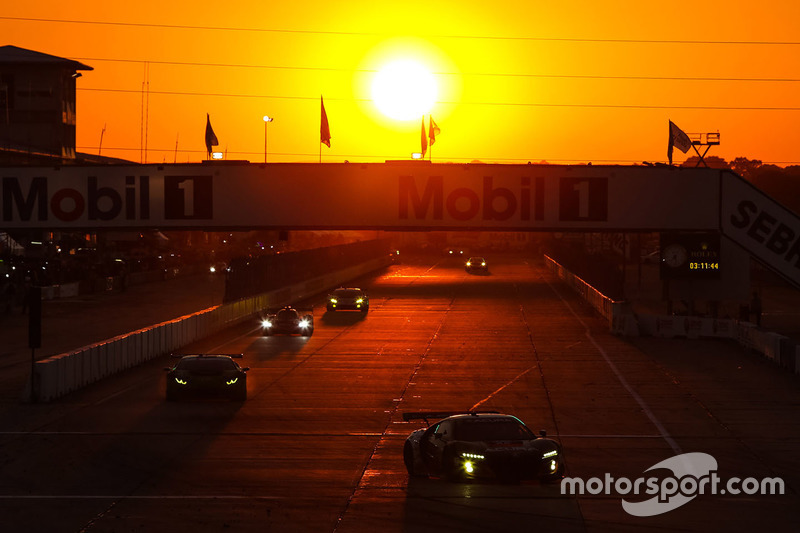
1 161 798 288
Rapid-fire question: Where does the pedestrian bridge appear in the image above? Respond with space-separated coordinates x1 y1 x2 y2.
1 161 798 288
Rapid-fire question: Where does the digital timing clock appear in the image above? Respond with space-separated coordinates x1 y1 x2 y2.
689 262 720 270
659 233 721 280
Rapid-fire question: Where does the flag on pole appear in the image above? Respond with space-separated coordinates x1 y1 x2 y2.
320 96 331 147
421 116 428 156
429 116 440 146
205 113 219 157
667 120 691 165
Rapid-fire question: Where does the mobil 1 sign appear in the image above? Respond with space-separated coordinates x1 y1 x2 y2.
721 172 800 288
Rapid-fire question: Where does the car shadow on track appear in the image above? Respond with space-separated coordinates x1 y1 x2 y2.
321 311 368 326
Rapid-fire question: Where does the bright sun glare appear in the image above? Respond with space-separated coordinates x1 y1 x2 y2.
371 60 437 121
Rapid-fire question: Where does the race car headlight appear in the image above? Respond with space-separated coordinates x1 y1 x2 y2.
464 461 474 474
174 378 188 385
226 378 239 386
461 452 485 460
262 319 272 328
209 266 217 273
481 262 486 266
466 261 471 266
356 298 363 304
329 298 338 304
299 319 310 328
550 459 558 472
542 450 558 459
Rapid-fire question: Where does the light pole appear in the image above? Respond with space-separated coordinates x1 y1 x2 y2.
263 115 273 163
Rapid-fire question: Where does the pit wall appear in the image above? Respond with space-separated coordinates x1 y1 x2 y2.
543 255 800 376
24 255 390 402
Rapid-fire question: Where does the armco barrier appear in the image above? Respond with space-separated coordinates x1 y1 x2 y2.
24 255 390 402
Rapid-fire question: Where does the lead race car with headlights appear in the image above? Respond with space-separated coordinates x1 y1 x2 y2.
403 411 564 483
261 306 314 336
164 353 248 401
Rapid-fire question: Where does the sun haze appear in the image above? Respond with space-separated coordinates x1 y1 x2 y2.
371 59 437 121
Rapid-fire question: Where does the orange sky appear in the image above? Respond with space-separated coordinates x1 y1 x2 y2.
2 1 799 165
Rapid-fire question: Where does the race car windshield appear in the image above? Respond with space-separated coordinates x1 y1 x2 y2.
335 290 361 298
277 309 298 319
178 358 237 373
453 419 535 441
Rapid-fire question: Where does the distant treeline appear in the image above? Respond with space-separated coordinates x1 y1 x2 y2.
683 156 800 215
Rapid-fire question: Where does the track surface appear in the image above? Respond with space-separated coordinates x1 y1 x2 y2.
0 255 797 532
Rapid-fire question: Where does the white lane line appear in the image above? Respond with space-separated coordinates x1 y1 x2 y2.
470 366 537 411
543 275 683 455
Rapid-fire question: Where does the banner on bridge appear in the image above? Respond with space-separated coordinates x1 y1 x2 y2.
1 162 720 232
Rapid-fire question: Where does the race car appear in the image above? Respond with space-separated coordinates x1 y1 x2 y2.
465 256 488 274
164 353 248 401
262 306 314 336
403 411 565 483
208 261 228 275
326 287 369 313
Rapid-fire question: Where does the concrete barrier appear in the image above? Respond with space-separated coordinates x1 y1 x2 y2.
544 254 800 377
23 255 391 402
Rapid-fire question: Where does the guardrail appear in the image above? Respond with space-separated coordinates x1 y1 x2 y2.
24 255 390 402
543 254 799 376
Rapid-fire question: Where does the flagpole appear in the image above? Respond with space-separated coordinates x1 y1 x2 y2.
428 115 432 161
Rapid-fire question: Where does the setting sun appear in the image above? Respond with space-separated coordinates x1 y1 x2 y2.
371 59 437 121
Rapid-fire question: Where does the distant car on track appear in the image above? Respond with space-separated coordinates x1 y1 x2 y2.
262 306 314 336
465 256 488 274
326 287 369 313
444 247 465 257
164 353 248 401
208 261 228 275
403 411 564 483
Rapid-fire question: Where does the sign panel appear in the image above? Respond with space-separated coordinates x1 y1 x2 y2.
721 171 800 288
0 162 721 231
660 232 721 280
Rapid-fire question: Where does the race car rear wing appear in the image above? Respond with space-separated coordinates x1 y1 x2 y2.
402 410 500 425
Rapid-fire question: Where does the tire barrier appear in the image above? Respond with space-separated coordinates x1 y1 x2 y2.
23 254 391 402
544 255 799 376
